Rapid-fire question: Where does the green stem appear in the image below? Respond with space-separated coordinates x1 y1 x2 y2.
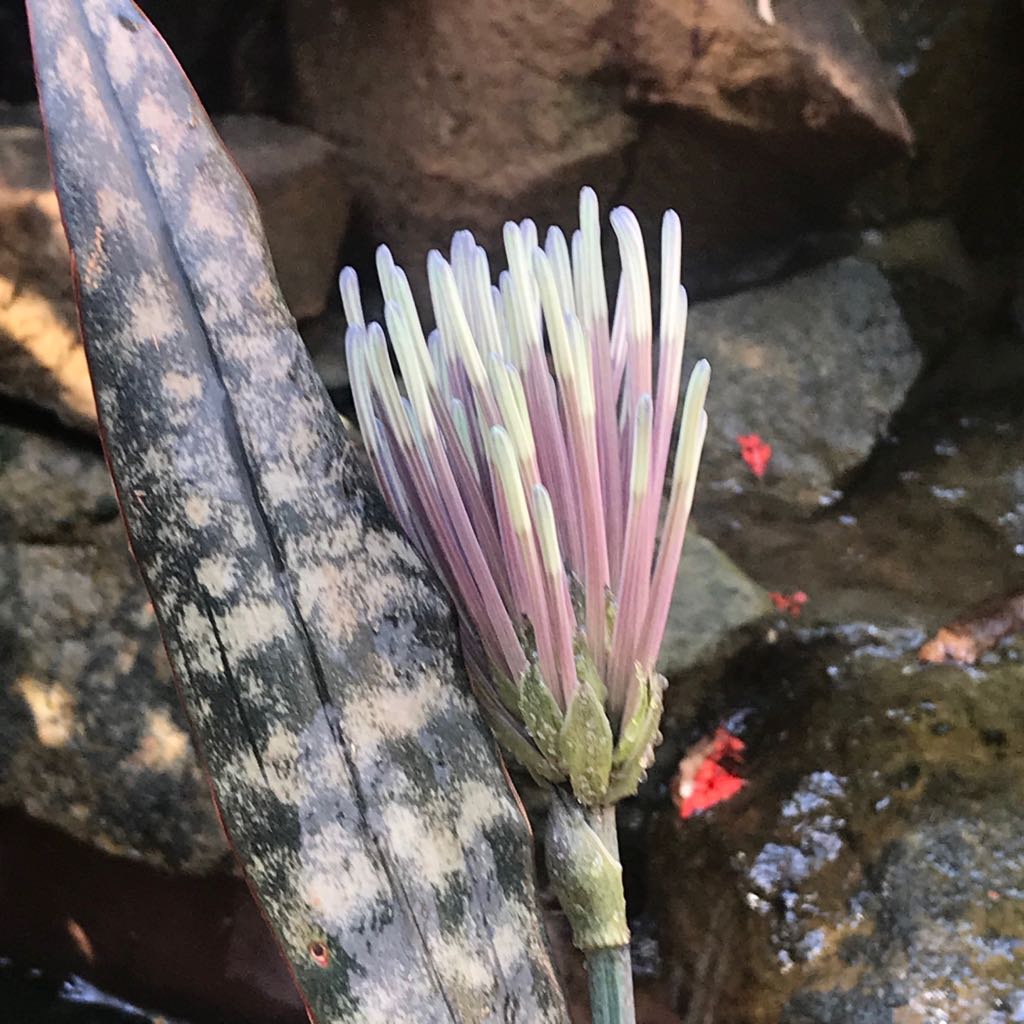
586 946 636 1024
583 807 635 1024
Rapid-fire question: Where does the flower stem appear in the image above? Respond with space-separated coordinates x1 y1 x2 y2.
583 807 635 1024
585 946 636 1024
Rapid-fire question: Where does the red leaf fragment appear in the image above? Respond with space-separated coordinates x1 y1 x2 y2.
737 433 772 479
673 727 746 819
770 590 808 617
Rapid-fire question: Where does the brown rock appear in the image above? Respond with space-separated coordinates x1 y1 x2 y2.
215 114 351 321
286 0 634 292
286 0 909 302
621 0 912 154
0 109 351 429
0 107 97 430
609 0 914 294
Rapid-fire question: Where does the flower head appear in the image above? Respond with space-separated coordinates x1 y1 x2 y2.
341 188 709 805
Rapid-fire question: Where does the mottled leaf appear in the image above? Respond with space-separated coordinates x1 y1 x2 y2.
26 0 569 1020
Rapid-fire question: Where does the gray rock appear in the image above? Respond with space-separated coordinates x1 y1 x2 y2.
0 429 115 540
0 424 227 872
686 258 922 506
782 802 1024 1024
657 529 771 683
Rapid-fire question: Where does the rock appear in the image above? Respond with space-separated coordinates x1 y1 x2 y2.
685 258 921 507
285 0 909 302
851 0 1024 240
622 0 911 155
657 530 771 685
644 630 1024 1024
782 803 1024 1024
0 424 227 873
215 115 350 321
298 305 349 398
0 108 97 430
0 428 116 541
0 110 350 428
286 0 633 298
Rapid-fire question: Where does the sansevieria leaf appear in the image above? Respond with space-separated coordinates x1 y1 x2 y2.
26 0 568 1020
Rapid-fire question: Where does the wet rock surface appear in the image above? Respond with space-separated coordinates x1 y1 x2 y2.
629 350 1024 1022
641 627 1024 1024
0 424 227 873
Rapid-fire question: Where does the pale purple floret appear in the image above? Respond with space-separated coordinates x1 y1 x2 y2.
341 188 709 722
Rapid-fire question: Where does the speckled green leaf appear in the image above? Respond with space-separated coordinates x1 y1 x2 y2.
26 1 569 1021
612 671 655 768
519 665 565 766
606 676 663 804
559 682 613 805
573 645 606 706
